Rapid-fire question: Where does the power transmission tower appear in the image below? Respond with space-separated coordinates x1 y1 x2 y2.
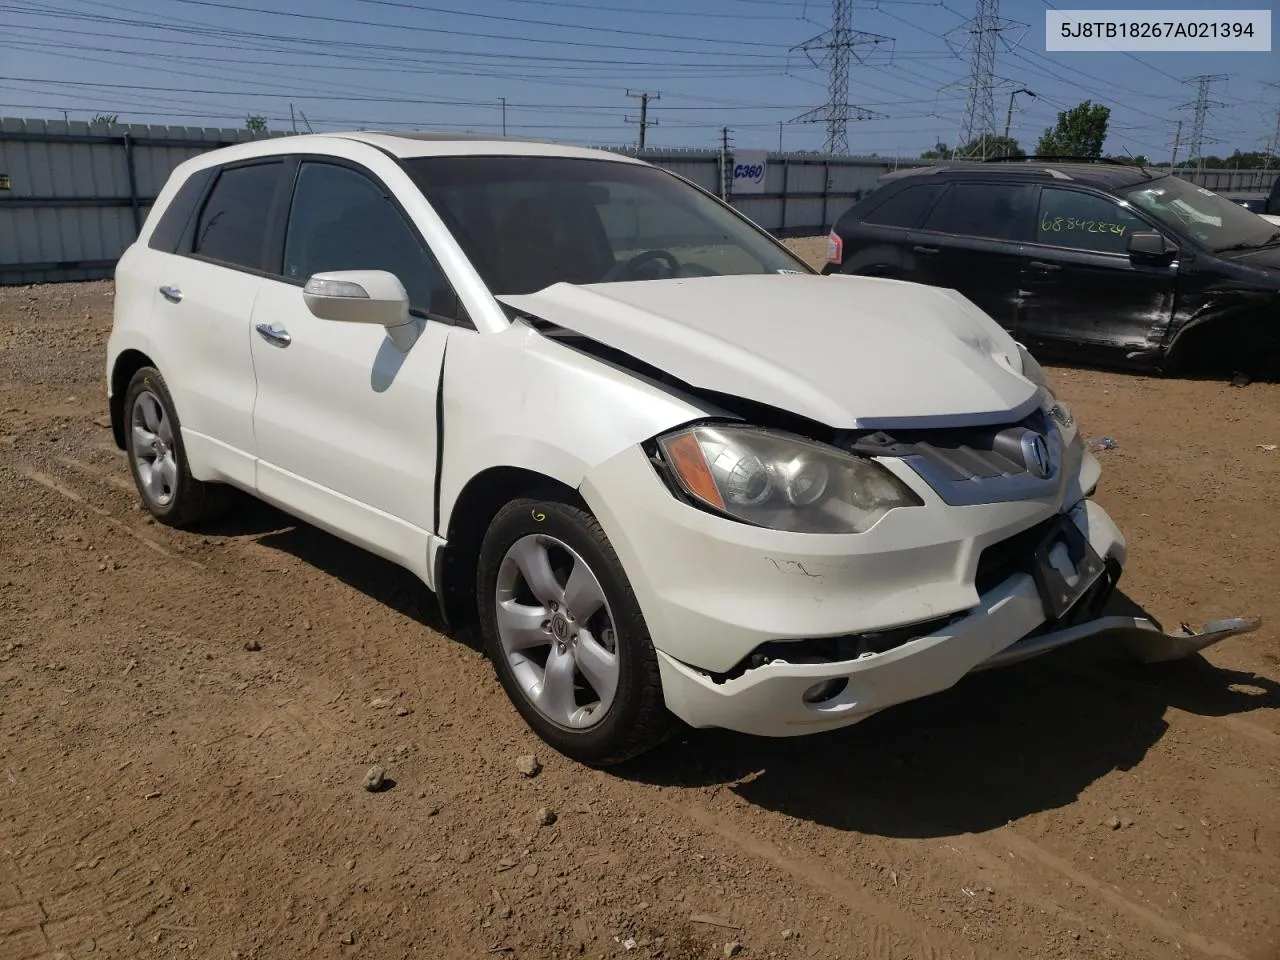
1169 119 1183 168
790 0 891 155
944 0 1026 157
1179 74 1228 168
625 90 659 152
1264 82 1280 169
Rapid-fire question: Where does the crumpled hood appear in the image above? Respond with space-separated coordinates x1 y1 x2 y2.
498 273 1038 429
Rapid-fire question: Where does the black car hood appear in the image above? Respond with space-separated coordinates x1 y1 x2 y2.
1217 244 1280 277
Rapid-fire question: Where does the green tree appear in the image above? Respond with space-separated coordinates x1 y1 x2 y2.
921 134 1024 160
88 113 119 126
245 115 268 133
1036 100 1110 157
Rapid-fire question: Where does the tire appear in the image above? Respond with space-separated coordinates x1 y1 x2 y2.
477 497 676 766
123 366 232 528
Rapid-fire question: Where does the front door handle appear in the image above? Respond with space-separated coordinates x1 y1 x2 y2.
912 244 940 255
1028 260 1062 272
159 285 183 303
255 323 292 347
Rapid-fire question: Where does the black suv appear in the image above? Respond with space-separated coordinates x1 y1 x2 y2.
824 158 1280 377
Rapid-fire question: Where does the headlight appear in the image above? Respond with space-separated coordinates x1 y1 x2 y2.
1017 344 1074 429
656 425 922 534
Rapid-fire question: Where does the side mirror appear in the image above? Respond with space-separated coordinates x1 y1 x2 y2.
302 270 419 351
1127 231 1176 265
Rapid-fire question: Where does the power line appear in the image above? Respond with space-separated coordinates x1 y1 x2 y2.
2 1 796 60
790 0 892 154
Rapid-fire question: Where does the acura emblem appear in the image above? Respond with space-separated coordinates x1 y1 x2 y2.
1021 433 1052 479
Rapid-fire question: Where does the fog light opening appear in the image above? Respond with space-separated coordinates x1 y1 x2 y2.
802 677 848 705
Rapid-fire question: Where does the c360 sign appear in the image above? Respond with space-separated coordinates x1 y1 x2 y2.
730 150 769 195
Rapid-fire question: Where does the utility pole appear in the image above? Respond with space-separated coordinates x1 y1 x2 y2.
289 103 298 134
498 97 506 137
1266 106 1280 170
720 126 732 201
778 121 784 153
625 90 659 152
790 0 890 155
1003 87 1034 140
1179 74 1228 170
1170 119 1183 169
945 0 1026 158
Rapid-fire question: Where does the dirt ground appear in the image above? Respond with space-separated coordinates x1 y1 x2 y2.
2 244 1278 960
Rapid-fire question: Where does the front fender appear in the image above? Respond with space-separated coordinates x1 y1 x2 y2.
436 321 719 537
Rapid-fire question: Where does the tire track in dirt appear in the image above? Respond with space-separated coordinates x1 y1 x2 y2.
670 799 1000 960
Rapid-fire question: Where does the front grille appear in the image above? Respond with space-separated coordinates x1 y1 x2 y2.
974 516 1057 595
841 408 1062 507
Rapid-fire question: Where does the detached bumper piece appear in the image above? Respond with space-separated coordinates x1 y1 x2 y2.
977 613 1262 671
1120 616 1262 664
976 514 1261 669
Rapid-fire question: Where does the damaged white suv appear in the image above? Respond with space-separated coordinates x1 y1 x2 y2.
107 133 1256 765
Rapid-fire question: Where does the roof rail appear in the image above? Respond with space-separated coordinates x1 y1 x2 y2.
981 155 1133 166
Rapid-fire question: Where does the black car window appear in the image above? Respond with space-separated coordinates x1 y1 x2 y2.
283 161 461 321
922 182 1035 241
862 183 945 228
148 167 213 254
192 161 284 270
1036 188 1147 254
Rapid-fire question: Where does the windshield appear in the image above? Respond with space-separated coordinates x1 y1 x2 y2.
1120 176 1279 252
403 156 811 296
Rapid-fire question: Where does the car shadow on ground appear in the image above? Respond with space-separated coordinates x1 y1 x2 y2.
616 592 1279 838
198 502 1276 838
200 493 458 643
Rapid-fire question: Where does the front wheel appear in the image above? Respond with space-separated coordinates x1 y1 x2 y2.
477 498 675 766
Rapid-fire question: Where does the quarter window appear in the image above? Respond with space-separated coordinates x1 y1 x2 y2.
282 161 460 320
922 183 1036 241
192 161 284 270
862 183 945 229
148 167 214 254
1036 188 1147 254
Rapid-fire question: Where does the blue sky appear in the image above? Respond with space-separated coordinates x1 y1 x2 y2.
1 0 1276 159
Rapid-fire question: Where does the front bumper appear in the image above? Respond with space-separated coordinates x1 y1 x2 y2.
582 444 1256 739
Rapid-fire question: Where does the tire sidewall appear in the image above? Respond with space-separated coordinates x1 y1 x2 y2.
123 367 188 522
477 498 659 762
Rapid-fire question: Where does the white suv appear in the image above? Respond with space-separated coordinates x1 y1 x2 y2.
106 132 1254 765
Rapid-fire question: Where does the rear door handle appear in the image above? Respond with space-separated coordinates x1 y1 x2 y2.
1028 260 1061 272
255 323 292 347
912 244 939 255
159 285 182 303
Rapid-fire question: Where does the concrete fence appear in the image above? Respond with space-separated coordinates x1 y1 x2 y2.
1 116 1275 285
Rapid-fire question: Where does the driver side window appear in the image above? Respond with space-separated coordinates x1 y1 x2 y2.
282 161 464 321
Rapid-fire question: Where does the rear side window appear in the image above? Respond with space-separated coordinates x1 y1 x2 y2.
147 167 213 254
192 161 285 271
862 183 944 228
1036 187 1147 254
922 182 1036 241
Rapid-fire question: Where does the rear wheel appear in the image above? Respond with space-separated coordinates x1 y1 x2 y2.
123 367 232 527
477 497 675 766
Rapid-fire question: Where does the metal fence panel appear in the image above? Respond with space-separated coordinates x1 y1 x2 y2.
2 117 1277 284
